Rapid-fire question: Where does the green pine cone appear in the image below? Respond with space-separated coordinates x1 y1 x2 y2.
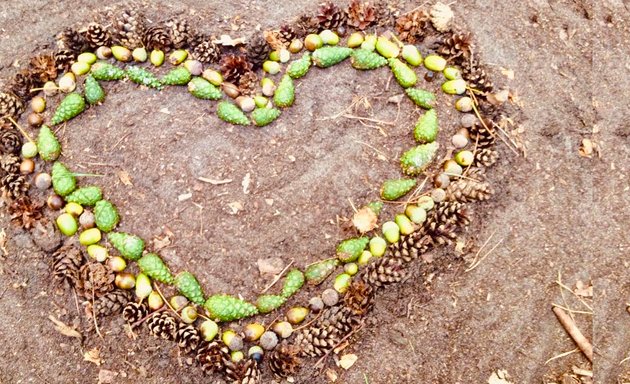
337 237 369 263
51 93 86 125
400 142 439 176
84 75 105 105
37 125 61 161
204 294 259 322
305 259 339 285
312 46 353 68
91 62 126 81
381 178 417 201
65 186 103 206
281 269 305 298
138 253 174 284
175 272 205 305
108 232 145 261
94 200 120 232
256 294 286 314
406 88 436 109
287 53 311 79
389 58 417 88
188 77 222 100
126 66 163 89
51 162 76 197
251 108 281 127
161 67 192 85
367 201 383 215
351 49 388 70
274 75 295 108
217 101 250 126
414 109 439 143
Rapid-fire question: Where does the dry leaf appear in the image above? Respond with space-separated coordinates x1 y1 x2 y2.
430 2 454 32
117 170 133 186
48 315 82 339
84 348 102 366
325 368 338 382
488 369 513 384
579 138 593 158
152 235 171 251
574 280 593 298
338 353 358 370
213 34 246 46
242 172 251 194
0 229 8 256
352 207 378 233
228 201 243 214
178 192 192 201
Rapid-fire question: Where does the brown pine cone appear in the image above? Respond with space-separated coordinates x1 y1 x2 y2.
268 343 301 378
165 18 197 49
238 71 258 97
56 27 90 54
387 230 433 263
292 14 319 38
122 302 148 326
461 55 494 93
0 129 21 155
87 289 131 318
359 257 406 288
108 8 145 49
52 241 84 288
76 262 115 299
225 358 261 384
175 323 201 354
2 173 28 200
191 39 222 64
343 280 374 316
438 31 473 62
6 70 35 101
445 176 494 203
347 0 377 31
0 91 25 119
373 0 401 30
53 49 75 72
293 305 361 357
278 25 297 47
9 196 44 230
423 201 470 236
220 55 253 84
395 10 431 44
0 154 20 177
317 2 348 32
474 148 499 167
469 122 496 149
246 34 271 69
147 311 177 340
85 22 112 48
142 25 172 51
196 341 231 375
29 54 58 84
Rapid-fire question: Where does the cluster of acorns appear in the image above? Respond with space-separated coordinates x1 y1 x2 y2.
0 1 513 383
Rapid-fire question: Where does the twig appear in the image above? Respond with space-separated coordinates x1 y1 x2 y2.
466 235 502 272
572 367 593 377
91 286 103 339
197 177 233 185
465 229 495 269
6 116 35 143
557 270 575 322
261 259 294 294
347 198 358 214
155 283 183 320
545 348 579 364
293 311 323 332
552 306 593 362
551 303 592 315
314 324 365 371
109 131 132 152
342 114 395 126
354 140 389 160
555 276 593 312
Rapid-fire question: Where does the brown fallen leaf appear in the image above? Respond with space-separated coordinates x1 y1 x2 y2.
152 235 171 251
579 138 594 158
48 315 82 339
352 207 378 234
84 348 102 366
337 353 358 370
228 201 243 214
488 369 513 384
117 170 133 186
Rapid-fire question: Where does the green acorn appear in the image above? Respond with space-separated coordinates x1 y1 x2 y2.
37 125 61 161
175 272 206 305
350 49 388 70
312 46 353 68
138 253 174 284
405 88 436 109
91 62 126 81
304 259 339 285
414 109 439 143
256 294 286 314
336 237 369 263
273 75 295 108
94 200 119 232
281 269 305 298
161 67 192 86
389 58 417 88
380 178 416 201
217 101 250 126
51 93 86 125
108 232 145 261
251 108 281 127
84 75 105 105
204 294 259 322
65 186 103 206
188 77 222 100
126 66 163 89
287 53 312 79
400 142 439 176
51 162 76 197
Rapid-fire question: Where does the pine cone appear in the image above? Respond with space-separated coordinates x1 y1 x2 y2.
360 257 406 288
238 71 258 96
88 289 131 318
165 18 197 49
6 70 35 101
225 358 261 384
373 0 401 30
196 341 230 375
317 2 348 32
294 305 361 357
395 10 431 44
293 14 319 38
143 25 172 51
268 343 301 378
387 230 433 263
0 92 25 119
445 177 493 203
246 34 271 69
9 196 44 229
147 311 177 340
54 49 75 72
108 8 145 48
343 280 374 316
77 262 115 299
347 0 377 31
469 122 496 149
278 25 297 47
85 22 112 48
0 154 20 177
423 201 470 235
0 129 21 155
438 31 473 62
122 302 148 326
2 173 28 200
191 40 222 64
461 56 494 93
220 55 253 84
175 323 201 354
29 54 58 84
474 148 499 167
57 27 90 54
52 241 84 287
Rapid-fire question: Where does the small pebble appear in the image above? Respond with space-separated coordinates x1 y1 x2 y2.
34 173 51 189
79 210 95 229
260 331 278 350
460 114 477 128
434 173 450 188
322 288 339 307
451 134 468 148
431 188 446 202
309 297 324 313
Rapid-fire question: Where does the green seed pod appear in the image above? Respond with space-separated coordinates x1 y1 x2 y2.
51 93 85 125
91 62 126 81
380 178 416 201
21 142 38 158
161 67 192 85
244 323 265 341
304 34 323 51
376 36 400 58
251 108 281 127
89 245 109 262
405 205 427 224
148 291 164 311
369 236 387 257
389 58 417 88
181 306 198 324
115 272 135 289
414 109 439 143
417 195 435 211
312 46 353 68
358 250 373 265
77 52 97 65
361 34 377 51
200 320 219 341
79 227 102 246
108 232 145 261
337 237 369 263
135 273 153 300
56 213 78 236
71 62 91 76
443 66 462 80
256 294 286 314
424 55 447 72
382 221 400 243
273 75 295 108
188 77 222 100
367 201 383 216
442 79 467 95
84 75 105 105
65 202 83 216
169 49 188 65
289 39 304 53
94 200 119 233
150 50 165 66
350 49 388 70
402 45 422 66
175 271 206 305
126 66 163 89
269 50 281 62
217 101 250 126
202 69 223 85
400 142 439 176
111 46 132 62
37 125 61 161
287 53 312 79
333 273 352 293
170 295 189 311
204 294 259 322
347 32 364 48
320 29 339 45
138 253 174 284
132 47 148 62
344 263 359 276
405 88 436 109
281 269 305 298
51 162 76 197
395 214 415 235
263 60 281 74
305 259 339 285
231 351 245 362
65 186 102 206
455 97 473 112
286 307 309 324
454 150 474 166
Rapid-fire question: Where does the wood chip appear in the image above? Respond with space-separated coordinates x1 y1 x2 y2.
198 177 233 185
84 348 102 366
48 315 82 339
242 172 251 194
228 201 243 214
337 353 358 370
117 170 133 186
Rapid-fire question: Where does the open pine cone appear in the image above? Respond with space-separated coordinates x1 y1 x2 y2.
238 71 258 96
196 341 231 375
87 289 131 318
292 14 319 38
122 302 148 326
0 91 25 119
268 343 301 378
346 0 377 31
0 129 22 155
6 70 35 101
147 312 178 340
1 173 28 200
191 39 222 64
56 27 90 54
53 49 75 72
29 54 58 84
165 18 197 49
220 55 253 84
175 323 201 354
77 262 115 299
108 8 146 48
317 2 347 32
438 31 473 62
9 196 44 230
246 34 271 69
52 241 84 288
142 25 172 51
395 10 431 44
85 22 112 48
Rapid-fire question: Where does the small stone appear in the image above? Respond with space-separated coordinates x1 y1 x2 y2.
260 331 278 350
321 288 339 307
451 134 468 148
257 257 284 275
431 188 446 202
460 114 477 128
309 297 324 313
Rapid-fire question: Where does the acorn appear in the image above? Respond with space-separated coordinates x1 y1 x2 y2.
261 78 276 96
107 255 126 272
357 250 373 265
417 195 435 211
34 173 52 190
56 213 78 236
442 79 467 95
115 272 136 289
309 297 325 312
434 172 450 188
43 81 58 96
304 34 323 51
263 60 281 74
402 45 422 66
236 96 256 112
382 221 400 243
148 291 164 311
289 39 303 53
455 97 473 112
333 273 352 293
424 55 447 72
200 319 219 341
169 50 188 65
260 331 278 350
375 36 400 58
79 210 95 229
248 346 264 363
96 46 112 60
405 205 427 224
222 82 240 98
286 307 309 324
111 46 132 62
395 214 415 235
452 134 468 148
347 32 364 48
184 60 203 76
65 202 83 216
231 351 244 363
21 142 38 158
361 34 377 51
135 273 153 300
321 288 339 306
244 323 265 341
202 69 223 85
28 113 43 127
31 97 46 113
431 188 446 202
223 330 244 351
170 296 189 311
369 236 387 257
443 159 463 176
443 66 462 80
181 305 198 324
344 262 358 276
71 62 91 76
58 73 76 93
455 150 474 166
47 194 64 210
77 52 97 64
272 321 293 338
79 228 101 246
20 159 35 174
320 29 339 45
132 47 148 62
150 50 165 67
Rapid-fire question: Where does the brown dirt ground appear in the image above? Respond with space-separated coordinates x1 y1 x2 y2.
0 1 628 383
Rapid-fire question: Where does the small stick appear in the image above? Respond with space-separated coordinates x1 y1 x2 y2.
260 259 294 294
293 311 323 332
342 114 395 126
91 287 103 339
155 283 183 320
6 116 35 143
552 306 593 362
347 198 358 214
544 348 579 364
466 237 503 272
551 303 592 315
